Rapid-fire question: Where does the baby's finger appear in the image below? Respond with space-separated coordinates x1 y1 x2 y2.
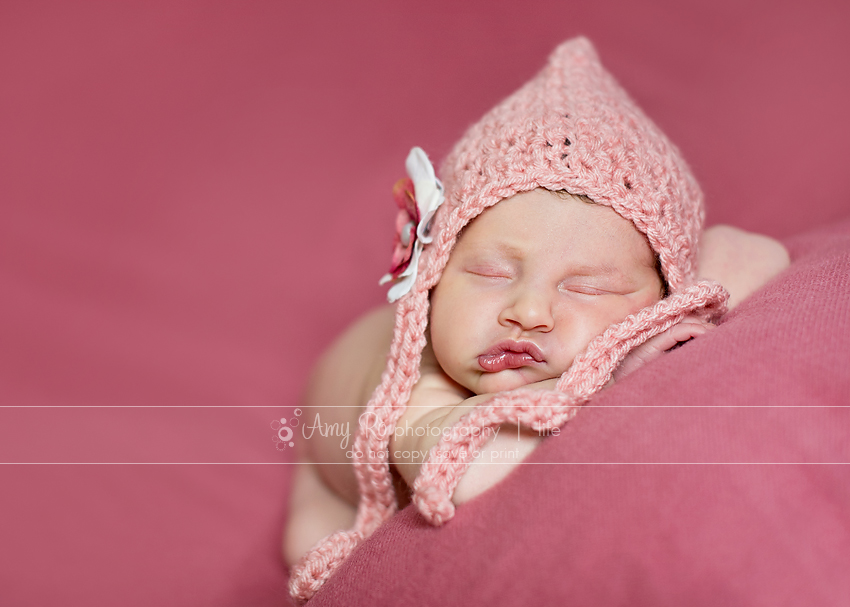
662 320 711 351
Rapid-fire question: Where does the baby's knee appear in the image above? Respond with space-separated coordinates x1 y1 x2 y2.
283 460 357 566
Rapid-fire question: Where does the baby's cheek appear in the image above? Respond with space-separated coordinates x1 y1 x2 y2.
428 333 476 394
597 295 654 328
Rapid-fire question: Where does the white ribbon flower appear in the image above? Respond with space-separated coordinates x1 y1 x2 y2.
379 147 445 302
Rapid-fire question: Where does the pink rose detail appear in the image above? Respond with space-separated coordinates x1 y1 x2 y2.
379 147 444 303
388 177 420 278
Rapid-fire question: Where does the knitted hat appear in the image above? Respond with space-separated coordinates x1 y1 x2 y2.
290 37 728 601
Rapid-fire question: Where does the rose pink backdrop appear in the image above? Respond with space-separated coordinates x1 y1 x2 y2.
1 1 848 605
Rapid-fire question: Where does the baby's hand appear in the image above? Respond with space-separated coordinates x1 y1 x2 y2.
612 315 713 382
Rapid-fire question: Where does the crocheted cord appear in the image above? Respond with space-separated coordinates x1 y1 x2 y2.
288 288 431 603
288 529 362 602
288 37 730 602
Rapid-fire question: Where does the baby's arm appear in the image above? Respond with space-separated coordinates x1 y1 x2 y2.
285 305 535 562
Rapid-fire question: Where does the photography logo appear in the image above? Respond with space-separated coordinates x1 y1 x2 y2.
271 408 301 452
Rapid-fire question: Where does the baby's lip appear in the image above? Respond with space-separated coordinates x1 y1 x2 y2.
478 340 545 372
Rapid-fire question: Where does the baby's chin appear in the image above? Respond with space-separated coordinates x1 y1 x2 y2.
472 369 557 394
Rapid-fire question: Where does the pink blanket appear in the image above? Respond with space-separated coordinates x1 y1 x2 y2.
1 1 848 605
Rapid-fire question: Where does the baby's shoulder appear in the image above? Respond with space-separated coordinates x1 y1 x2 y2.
699 225 790 309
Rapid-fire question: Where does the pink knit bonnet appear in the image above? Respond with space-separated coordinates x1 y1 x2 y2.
290 37 728 601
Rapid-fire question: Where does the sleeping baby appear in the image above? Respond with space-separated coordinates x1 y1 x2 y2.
284 37 789 601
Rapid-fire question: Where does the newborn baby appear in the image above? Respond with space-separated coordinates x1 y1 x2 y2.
285 38 789 601
285 188 786 569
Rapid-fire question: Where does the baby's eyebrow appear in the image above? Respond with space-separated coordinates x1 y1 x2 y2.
492 243 525 259
572 262 615 273
466 242 525 260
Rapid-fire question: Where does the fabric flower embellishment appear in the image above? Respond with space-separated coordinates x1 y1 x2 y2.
380 147 445 302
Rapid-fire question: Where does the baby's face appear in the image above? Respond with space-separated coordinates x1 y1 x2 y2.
429 188 663 395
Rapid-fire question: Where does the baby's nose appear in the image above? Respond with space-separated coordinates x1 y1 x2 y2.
499 287 555 332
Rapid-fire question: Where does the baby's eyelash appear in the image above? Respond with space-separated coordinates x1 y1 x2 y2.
559 282 616 296
564 286 608 295
466 266 512 279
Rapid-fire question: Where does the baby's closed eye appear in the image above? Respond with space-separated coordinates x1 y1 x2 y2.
558 278 627 296
561 284 614 296
464 264 514 279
